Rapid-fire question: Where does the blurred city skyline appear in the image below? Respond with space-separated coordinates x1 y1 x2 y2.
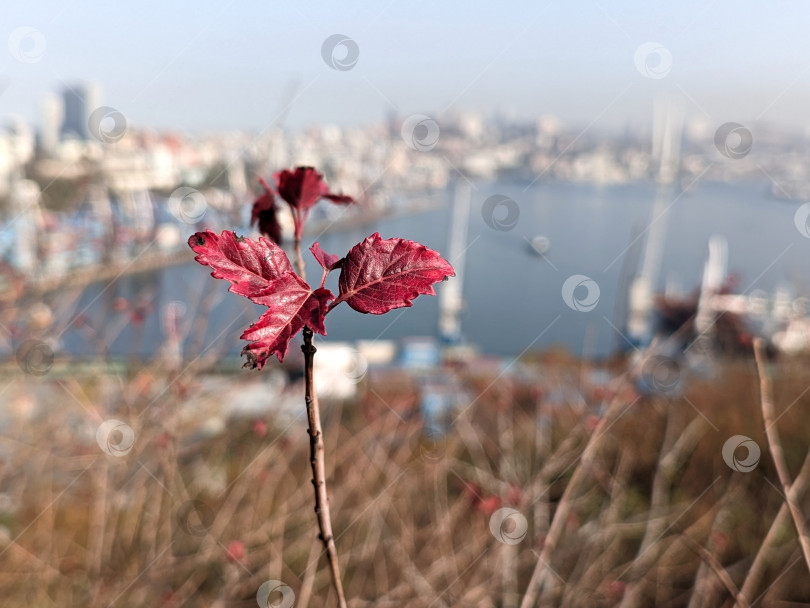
2 1 810 133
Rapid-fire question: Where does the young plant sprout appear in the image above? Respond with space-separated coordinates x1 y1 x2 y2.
188 167 454 606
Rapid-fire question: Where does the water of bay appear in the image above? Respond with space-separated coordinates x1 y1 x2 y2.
62 178 810 361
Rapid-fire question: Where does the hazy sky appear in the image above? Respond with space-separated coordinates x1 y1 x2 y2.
2 1 810 133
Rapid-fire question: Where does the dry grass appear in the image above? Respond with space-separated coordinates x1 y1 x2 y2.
1 353 810 607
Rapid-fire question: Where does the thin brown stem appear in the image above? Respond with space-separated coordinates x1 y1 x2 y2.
736 448 810 605
295 237 306 281
302 326 348 608
680 533 748 607
619 403 680 608
520 392 628 608
753 338 810 575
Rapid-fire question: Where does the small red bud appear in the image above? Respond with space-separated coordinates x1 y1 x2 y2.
253 418 267 439
224 540 246 564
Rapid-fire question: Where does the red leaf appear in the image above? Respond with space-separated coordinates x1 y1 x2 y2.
323 192 354 204
188 230 292 300
240 273 333 368
250 178 282 244
337 232 455 315
275 166 353 212
189 231 334 369
310 242 342 271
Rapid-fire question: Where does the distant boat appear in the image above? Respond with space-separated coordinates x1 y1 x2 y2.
528 235 551 256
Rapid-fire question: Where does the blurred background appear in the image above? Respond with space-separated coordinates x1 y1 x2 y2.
2 1 810 607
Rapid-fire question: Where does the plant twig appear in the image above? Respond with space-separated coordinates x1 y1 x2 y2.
680 533 748 607
620 404 686 608
294 239 306 280
753 338 810 575
302 326 348 608
736 447 810 605
520 391 628 608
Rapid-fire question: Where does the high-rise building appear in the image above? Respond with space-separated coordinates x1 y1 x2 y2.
39 93 63 154
60 83 101 140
